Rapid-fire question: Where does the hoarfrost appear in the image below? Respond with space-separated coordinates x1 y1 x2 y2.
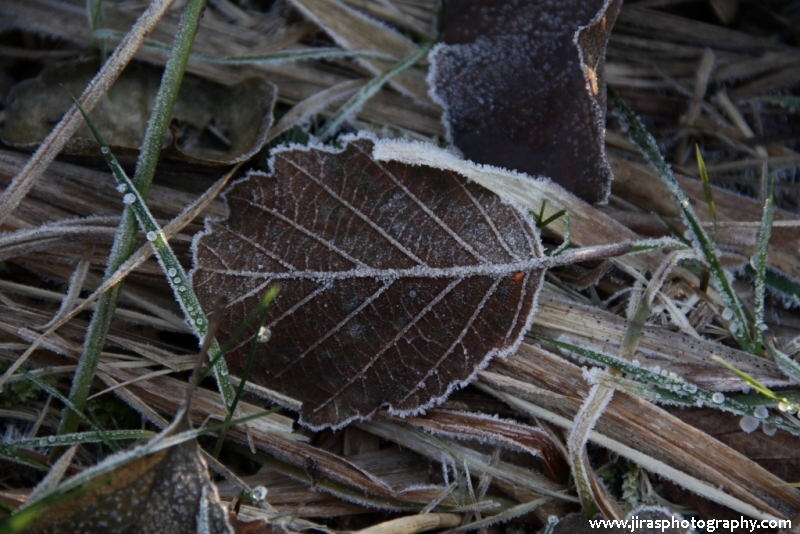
191 134 548 429
711 392 725 404
428 0 622 204
122 193 136 205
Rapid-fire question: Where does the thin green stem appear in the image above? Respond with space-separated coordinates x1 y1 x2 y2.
57 0 207 439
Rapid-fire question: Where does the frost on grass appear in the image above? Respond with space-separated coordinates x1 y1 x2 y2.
428 0 622 204
191 135 548 430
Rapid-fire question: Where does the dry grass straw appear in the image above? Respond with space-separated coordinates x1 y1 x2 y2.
1 0 800 530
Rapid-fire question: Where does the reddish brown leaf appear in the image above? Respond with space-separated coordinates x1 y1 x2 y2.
191 136 547 429
428 0 622 204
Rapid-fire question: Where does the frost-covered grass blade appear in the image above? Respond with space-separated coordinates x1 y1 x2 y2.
539 336 800 435
73 101 236 410
56 0 207 440
610 87 754 353
18 367 120 451
753 174 775 354
2 429 154 452
767 343 800 385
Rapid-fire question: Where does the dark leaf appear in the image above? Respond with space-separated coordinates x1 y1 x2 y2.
191 136 547 429
428 0 621 204
1 60 276 165
12 434 234 534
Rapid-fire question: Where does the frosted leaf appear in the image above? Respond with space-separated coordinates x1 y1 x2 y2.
191 136 547 430
18 429 235 533
711 392 725 404
428 0 622 204
754 406 769 419
122 193 136 205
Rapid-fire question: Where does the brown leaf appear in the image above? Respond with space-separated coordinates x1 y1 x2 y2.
428 0 621 204
191 135 547 429
16 433 234 534
1 60 276 165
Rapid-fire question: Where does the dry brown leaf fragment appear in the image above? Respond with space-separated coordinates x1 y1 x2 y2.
1 60 276 165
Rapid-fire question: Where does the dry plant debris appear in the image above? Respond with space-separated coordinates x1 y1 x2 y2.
0 0 799 532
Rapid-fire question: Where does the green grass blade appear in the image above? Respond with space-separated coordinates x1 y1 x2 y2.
317 44 431 141
4 430 153 451
538 336 799 434
609 87 754 353
760 95 800 112
710 355 778 401
73 102 237 409
57 0 209 439
0 448 49 471
766 342 800 385
17 368 119 451
753 174 775 354
695 144 717 240
214 286 280 456
745 265 800 307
